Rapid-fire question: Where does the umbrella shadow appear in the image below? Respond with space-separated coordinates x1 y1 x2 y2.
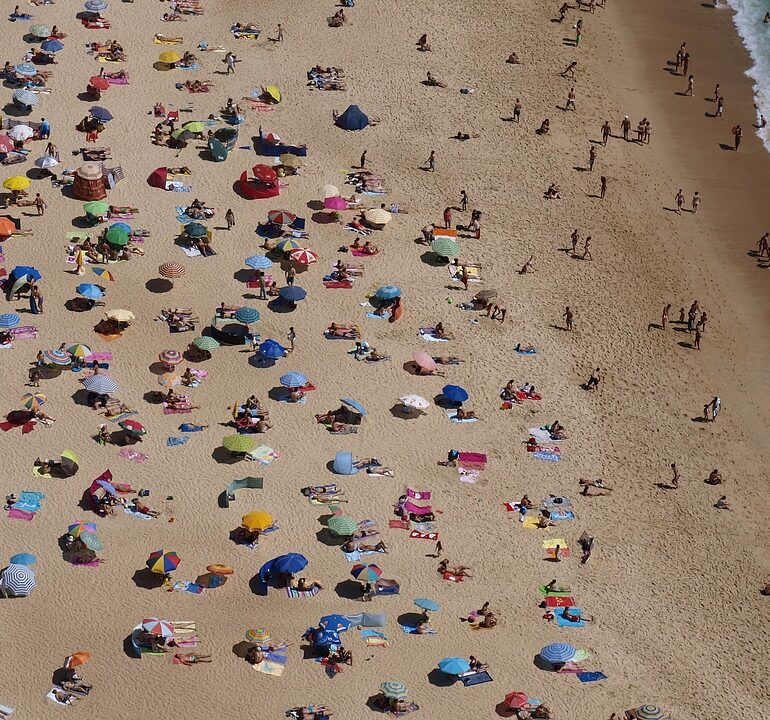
2 103 31 119
131 567 165 590
266 298 294 313
212 447 243 465
145 278 173 294
70 389 92 407
419 250 448 267
397 611 424 626
311 211 338 224
427 668 456 687
389 404 422 420
366 695 390 714
495 702 516 717
148 361 169 376
233 269 254 283
142 391 164 405
402 361 428 376
123 633 141 659
248 354 277 369
232 641 255 659
433 395 459 410
334 579 363 600
267 386 289 401
306 200 325 211
315 528 345 547
533 654 559 671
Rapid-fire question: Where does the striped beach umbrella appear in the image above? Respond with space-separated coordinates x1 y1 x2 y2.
380 681 408 700
146 550 181 574
234 307 260 324
85 0 109 11
79 531 103 551
241 511 273 532
159 349 183 366
245 255 272 270
245 627 271 644
68 521 97 538
223 435 256 454
327 515 358 536
13 64 36 77
192 336 219 351
351 563 382 582
158 262 185 279
13 90 39 107
267 209 296 225
142 618 174 637
82 374 118 394
184 222 207 238
67 343 92 359
275 238 301 253
289 248 318 265
636 707 665 720
21 392 46 410
0 564 36 596
279 286 306 303
44 349 71 366
7 125 33 141
279 371 307 388
0 313 20 328
539 642 576 664
35 155 59 169
432 236 460 258
364 208 392 226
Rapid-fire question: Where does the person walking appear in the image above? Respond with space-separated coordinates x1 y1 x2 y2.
588 145 597 171
621 115 631 141
733 124 742 150
426 150 436 172
585 367 601 389
513 98 522 123
675 189 685 214
276 24 285 42
443 206 452 229
563 306 574 331
571 229 579 256
565 87 576 111
460 189 468 212
285 265 296 286
691 192 701 214
225 208 235 230
34 193 46 216
599 175 607 199
582 236 592 260
287 326 296 352
601 120 611 145
359 149 367 168
685 74 694 96
225 51 236 75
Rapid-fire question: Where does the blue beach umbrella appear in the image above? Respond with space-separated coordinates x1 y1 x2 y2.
258 339 286 359
234 307 260 324
279 286 306 303
109 222 131 234
0 313 20 328
10 266 41 282
539 642 576 664
90 106 113 122
442 385 469 403
41 39 64 53
319 614 352 632
9 553 36 566
272 553 308 575
13 90 39 107
312 628 340 647
438 657 471 675
81 374 118 394
280 371 307 388
14 63 37 77
340 397 366 416
414 597 440 612
375 285 401 300
76 283 104 300
245 255 272 270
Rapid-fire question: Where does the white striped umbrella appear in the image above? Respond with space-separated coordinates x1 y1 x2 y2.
158 262 185 279
1 564 36 596
82 375 118 394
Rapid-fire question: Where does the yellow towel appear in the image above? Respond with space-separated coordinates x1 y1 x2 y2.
154 36 183 44
542 538 567 549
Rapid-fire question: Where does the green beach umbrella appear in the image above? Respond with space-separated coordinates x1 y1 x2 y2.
192 336 220 351
83 201 109 216
327 515 358 536
105 226 129 246
222 435 257 453
431 236 460 258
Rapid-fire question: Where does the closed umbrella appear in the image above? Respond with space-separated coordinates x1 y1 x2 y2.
159 349 183 366
321 184 339 198
105 227 128 246
279 286 307 303
327 515 358 536
159 51 181 64
192 336 219 351
41 39 64 53
439 657 470 675
289 248 318 265
79 531 103 551
68 521 97 538
539 642 576 664
380 681 408 700
442 385 469 403
272 553 307 574
184 222 207 238
267 209 296 226
414 597 440 612
323 195 348 211
106 309 134 322
432 237 460 258
8 125 33 141
234 307 260 324
636 707 665 720
319 614 352 632
375 285 401 300
146 550 181 574
44 349 71 366
399 395 430 412
340 397 366 416
89 106 113 122
0 564 35 596
258 339 286 358
82 375 118 394
245 255 272 270
351 563 382 582
3 176 30 191
35 155 59 169
364 208 392 226
76 283 104 300
142 618 174 637
12 90 39 108
0 313 20 328
279 371 307 388
222 435 256 453
159 262 185 279
29 24 52 38
9 553 36 566
83 201 109 216
241 511 273 532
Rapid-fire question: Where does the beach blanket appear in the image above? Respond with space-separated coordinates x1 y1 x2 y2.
411 521 437 533
528 427 562 444
545 595 575 608
9 491 44 519
245 445 279 464
532 448 561 463
118 448 148 463
555 609 586 628
409 530 438 540
166 435 189 446
538 585 572 597
406 488 431 500
577 671 607 683
286 586 320 599
522 515 547 529
180 245 201 257
446 410 478 424
361 629 389 647
442 572 464 582
276 394 307 404
549 510 574 521
105 410 137 424
388 519 410 529
542 496 572 509
419 328 448 342
124 506 155 520
163 402 192 414
458 452 487 468
448 264 481 283
252 650 288 676
46 690 74 706
343 547 385 562
10 326 38 340
350 247 379 257
458 467 480 483
173 580 205 595
400 624 437 636
460 671 493 686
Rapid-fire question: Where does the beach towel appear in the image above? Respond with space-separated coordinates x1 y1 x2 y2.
180 423 206 432
350 247 379 257
10 326 38 340
458 451 487 467
246 445 279 464
105 410 137 423
409 530 438 540
32 465 54 479
399 624 437 636
46 690 74 706
7 507 35 521
448 265 481 283
460 671 493 686
118 448 148 463
538 585 572 597
458 467 480 483
549 510 574 521
411 521 437 533
366 311 390 320
542 496 572 509
576 671 607 683
522 515 546 529
388 519 410 529
343 547 385 562
124 506 155 520
529 427 561 444
286 586 320 598
533 449 561 463
276 394 307 404
419 328 448 342
446 410 478 424
406 488 431 500
173 580 205 595
180 245 202 257
0 703 14 716
545 596 575 608
166 435 189 446
442 572 464 582
555 609 587 628
361 629 389 647
13 491 44 514
163 402 192 414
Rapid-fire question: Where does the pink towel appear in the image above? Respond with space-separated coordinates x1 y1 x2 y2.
86 351 113 362
458 452 487 464
404 500 431 515
406 488 431 500
164 404 192 414
118 448 148 463
349 247 379 257
8 508 35 521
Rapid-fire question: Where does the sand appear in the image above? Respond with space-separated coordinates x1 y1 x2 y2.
1 0 769 718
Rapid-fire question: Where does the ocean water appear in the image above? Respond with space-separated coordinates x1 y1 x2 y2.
726 0 770 151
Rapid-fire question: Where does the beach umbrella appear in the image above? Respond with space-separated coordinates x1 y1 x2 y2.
272 553 308 575
263 85 281 103
323 195 348 211
327 515 358 536
9 553 36 566
171 129 195 143
66 652 91 669
289 248 318 265
234 307 260 324
106 309 134 322
412 351 436 372
119 419 145 436
3 176 30 191
159 349 183 366
321 184 339 198
539 642 576 664
182 121 205 133
79 531 103 551
8 125 33 141
0 218 16 236
267 209 296 226
109 222 131 233
253 164 278 183
0 313 20 328
159 262 185 279
35 155 59 169
636 707 665 720
380 681 408 700
184 222 207 238
504 692 530 710
336 105 369 131
66 343 92 358
159 51 181 64
76 283 104 300
275 238 301 253
319 614 352 632
60 450 80 476
0 564 35 596
207 564 234 576
241 511 273 532
0 136 15 153
89 76 110 91
12 90 39 108
439 657 470 675
89 106 113 122
82 375 118 394
414 597 441 612
13 64 36 77
280 153 302 168
85 0 109 11
146 550 181 574
29 24 51 38
9 266 40 282
432 236 460 258
41 39 64 53
83 201 109 216
364 208 392 226
258 339 286 359
442 385 469 403
21 392 46 410
245 255 272 270
92 268 114 281
351 563 382 582
68 521 97 538
279 371 307 388
375 285 401 300
400 395 430 412
105 227 128 246
312 628 340 647
279 286 307 303
44 349 71 366
158 372 180 389
245 628 271 644
222 435 256 453
340 397 366 416
192 336 219 351
142 618 174 637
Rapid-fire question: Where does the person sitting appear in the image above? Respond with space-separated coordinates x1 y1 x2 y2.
255 417 272 433
425 71 447 87
469 655 488 671
415 619 434 634
417 33 431 51
478 610 497 628
361 240 377 254
538 118 550 135
544 183 561 199
455 408 477 420
433 322 448 339
706 469 723 485
296 577 323 592
266 281 280 297
506 51 521 64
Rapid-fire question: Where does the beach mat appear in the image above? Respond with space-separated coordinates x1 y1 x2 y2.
460 670 493 686
576 671 607 683
286 586 320 598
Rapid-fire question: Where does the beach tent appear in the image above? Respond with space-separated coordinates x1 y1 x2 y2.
332 451 357 475
147 167 168 189
336 105 369 131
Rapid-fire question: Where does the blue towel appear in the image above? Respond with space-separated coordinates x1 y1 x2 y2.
446 410 478 424
550 510 575 521
179 423 206 432
555 609 586 628
360 629 386 639
576 671 607 683
366 312 389 320
276 395 307 404
15 491 44 513
399 624 436 636
533 451 560 463
460 671 493 686
166 436 189 447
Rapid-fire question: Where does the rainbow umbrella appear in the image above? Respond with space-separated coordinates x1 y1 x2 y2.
68 521 97 538
159 349 183 366
21 392 46 410
67 343 92 359
146 550 181 574
245 627 271 644
142 618 174 637
351 563 382 582
44 349 71 366
92 268 115 281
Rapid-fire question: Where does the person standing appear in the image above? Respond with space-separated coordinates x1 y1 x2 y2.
621 115 631 141
685 74 694 96
733 124 742 150
585 367 601 389
571 228 579 256
513 98 522 123
599 175 607 199
694 324 702 350
276 24 285 42
34 193 46 216
588 145 597 171
691 192 701 214
758 232 769 258
601 120 611 145
359 149 367 168
675 189 685 214
225 51 236 75
460 189 468 212
443 206 452 229
256 270 266 300
662 303 671 330
287 326 296 352
565 87 576 111
426 150 436 172
582 236 592 260
716 96 724 117
563 306 574 331
285 265 296 286
670 462 679 489
39 117 50 139
225 208 235 230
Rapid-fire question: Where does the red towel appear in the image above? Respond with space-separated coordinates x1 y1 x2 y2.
545 596 575 608
409 530 438 540
442 572 464 583
388 519 410 529
299 383 316 392
349 247 379 257
323 280 353 289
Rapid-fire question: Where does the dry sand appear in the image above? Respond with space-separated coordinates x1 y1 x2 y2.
1 0 769 718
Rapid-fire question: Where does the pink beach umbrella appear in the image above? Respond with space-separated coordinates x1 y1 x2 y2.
412 351 436 373
324 195 348 211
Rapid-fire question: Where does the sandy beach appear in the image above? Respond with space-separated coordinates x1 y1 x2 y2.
1 0 769 718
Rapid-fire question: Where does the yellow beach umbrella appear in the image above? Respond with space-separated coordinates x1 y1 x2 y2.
3 176 30 191
159 51 181 64
264 85 281 103
364 208 392 226
241 511 273 532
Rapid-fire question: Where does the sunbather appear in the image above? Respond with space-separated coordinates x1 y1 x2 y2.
175 653 212 665
455 408 478 420
437 559 472 577
296 577 323 592
130 498 161 517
